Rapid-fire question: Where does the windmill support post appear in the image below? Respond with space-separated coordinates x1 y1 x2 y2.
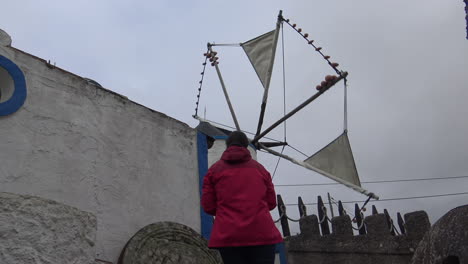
208 43 241 131
257 142 379 199
255 10 282 137
251 72 348 145
327 192 335 218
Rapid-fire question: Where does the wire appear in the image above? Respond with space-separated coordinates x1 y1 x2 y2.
281 17 341 75
275 175 468 187
210 43 241 47
271 21 288 181
272 145 286 180
286 144 309 157
194 49 210 116
284 191 468 206
343 78 348 131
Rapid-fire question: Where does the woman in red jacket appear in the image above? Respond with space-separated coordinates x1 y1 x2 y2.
202 131 283 264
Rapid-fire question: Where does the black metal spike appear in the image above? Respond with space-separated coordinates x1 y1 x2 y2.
338 201 345 216
298 196 307 217
372 205 378 215
397 212 406 235
277 195 290 237
354 203 366 235
384 209 396 236
317 196 330 235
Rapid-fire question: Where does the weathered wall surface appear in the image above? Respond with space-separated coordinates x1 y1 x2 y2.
0 192 97 264
411 205 468 264
0 38 200 263
119 221 222 264
286 211 431 264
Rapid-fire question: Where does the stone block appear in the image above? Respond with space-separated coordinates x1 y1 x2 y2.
0 192 97 264
331 215 353 236
404 210 430 240
119 221 222 264
365 214 390 236
411 205 467 264
299 215 320 238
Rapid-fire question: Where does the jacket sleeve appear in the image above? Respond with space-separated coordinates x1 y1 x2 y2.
201 170 217 216
265 170 277 211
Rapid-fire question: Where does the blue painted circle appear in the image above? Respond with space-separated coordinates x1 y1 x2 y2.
0 55 27 116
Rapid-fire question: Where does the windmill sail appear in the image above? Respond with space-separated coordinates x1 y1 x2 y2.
241 29 279 91
194 10 379 199
304 131 361 187
242 16 281 137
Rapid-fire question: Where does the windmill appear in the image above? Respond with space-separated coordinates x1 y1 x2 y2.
193 11 379 200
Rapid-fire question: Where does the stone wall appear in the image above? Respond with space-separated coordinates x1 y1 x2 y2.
0 30 200 263
285 211 430 264
411 205 467 264
0 192 97 264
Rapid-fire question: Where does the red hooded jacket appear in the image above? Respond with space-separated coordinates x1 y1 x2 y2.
201 145 283 248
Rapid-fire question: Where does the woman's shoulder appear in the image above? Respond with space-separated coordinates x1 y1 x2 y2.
207 159 233 174
246 159 269 173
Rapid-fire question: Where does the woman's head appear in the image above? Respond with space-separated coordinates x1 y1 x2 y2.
226 131 249 148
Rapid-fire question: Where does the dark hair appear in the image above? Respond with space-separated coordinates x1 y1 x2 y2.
226 131 249 148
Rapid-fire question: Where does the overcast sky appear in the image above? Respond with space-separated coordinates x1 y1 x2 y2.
1 1 467 232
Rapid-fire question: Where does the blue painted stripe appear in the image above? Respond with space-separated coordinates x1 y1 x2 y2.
275 242 288 264
0 55 27 116
197 131 214 239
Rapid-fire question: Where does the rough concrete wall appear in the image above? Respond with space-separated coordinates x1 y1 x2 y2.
0 44 200 263
287 237 415 264
0 192 97 264
286 212 431 264
411 205 468 264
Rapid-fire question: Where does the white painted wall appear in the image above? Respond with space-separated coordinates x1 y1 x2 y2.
0 44 200 263
208 138 258 167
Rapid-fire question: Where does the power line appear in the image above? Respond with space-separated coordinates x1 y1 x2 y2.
275 175 468 187
284 191 468 206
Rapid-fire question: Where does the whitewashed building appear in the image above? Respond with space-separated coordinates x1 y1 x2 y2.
0 28 286 264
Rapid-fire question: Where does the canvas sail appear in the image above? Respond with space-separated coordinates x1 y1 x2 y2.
304 131 361 187
241 29 279 90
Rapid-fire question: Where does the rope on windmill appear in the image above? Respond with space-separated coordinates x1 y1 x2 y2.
318 206 328 224
280 15 341 75
351 211 366 230
274 211 285 223
194 48 210 117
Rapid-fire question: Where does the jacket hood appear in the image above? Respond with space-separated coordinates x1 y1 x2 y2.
221 146 252 163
